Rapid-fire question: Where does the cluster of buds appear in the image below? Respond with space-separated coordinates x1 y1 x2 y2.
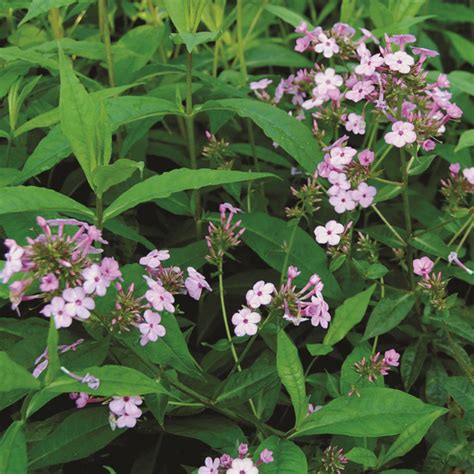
413 256 448 310
198 442 273 474
314 220 352 257
355 231 379 264
317 137 377 215
260 23 462 151
285 171 322 219
206 203 245 266
273 266 331 328
1 217 121 328
440 163 474 210
349 349 400 395
202 130 235 169
319 445 348 474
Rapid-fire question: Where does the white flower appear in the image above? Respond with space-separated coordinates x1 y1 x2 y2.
384 121 417 148
144 276 175 313
63 287 95 320
0 240 24 284
329 190 356 214
227 457 259 474
462 167 474 185
185 267 212 301
246 281 275 309
314 221 344 246
41 296 72 329
355 53 384 75
384 51 414 74
329 146 357 167
198 457 220 474
314 68 343 95
250 78 272 90
139 310 166 346
231 307 261 337
314 33 339 58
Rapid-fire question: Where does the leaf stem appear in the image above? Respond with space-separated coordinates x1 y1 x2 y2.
372 144 393 173
371 204 406 245
98 0 115 87
280 218 300 284
236 0 247 82
95 194 104 230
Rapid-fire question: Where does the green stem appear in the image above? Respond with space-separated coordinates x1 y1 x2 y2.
95 195 104 230
236 0 247 82
280 218 300 284
371 177 403 186
185 52 201 236
48 8 63 39
98 0 115 87
372 144 393 173
371 205 406 245
400 149 416 293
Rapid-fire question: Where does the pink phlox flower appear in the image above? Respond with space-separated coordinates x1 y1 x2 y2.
463 167 474 185
384 50 414 73
246 281 275 309
249 78 272 90
384 121 417 147
82 264 109 296
329 190 356 214
345 112 366 135
0 239 24 283
305 295 331 328
62 287 95 320
185 267 212 300
232 307 261 337
314 33 340 58
198 457 220 474
39 272 59 292
352 182 377 208
139 249 170 269
308 403 323 415
383 349 400 367
358 149 375 166
314 220 345 246
100 257 122 282
314 68 343 95
389 34 416 49
332 22 355 38
227 458 259 474
144 276 175 313
41 296 73 328
259 448 274 464
139 309 166 346
329 146 357 166
346 80 375 102
413 256 434 278
355 53 384 75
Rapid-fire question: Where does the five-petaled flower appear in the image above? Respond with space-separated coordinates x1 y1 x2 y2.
314 221 345 246
232 307 261 337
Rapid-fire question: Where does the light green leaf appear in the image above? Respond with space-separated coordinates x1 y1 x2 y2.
448 70 474 95
45 318 60 385
408 154 436 176
455 129 474 152
264 4 312 28
254 436 308 473
346 447 378 468
103 168 276 221
445 376 474 413
378 409 445 467
364 291 416 340
306 343 333 357
0 186 93 219
93 159 144 195
245 43 313 69
277 330 307 427
445 32 474 65
19 0 76 26
0 421 27 473
28 407 122 469
45 365 167 396
292 387 447 438
0 351 40 392
200 99 322 172
171 31 220 53
323 285 376 347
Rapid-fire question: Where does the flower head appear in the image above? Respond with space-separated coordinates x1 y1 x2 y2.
315 33 340 58
41 296 72 329
314 221 344 246
384 349 400 367
351 182 377 208
227 458 258 474
384 121 417 148
384 50 414 73
232 307 261 337
139 249 170 269
62 287 95 320
246 281 275 309
413 256 434 278
185 267 212 300
198 457 220 474
139 310 166 346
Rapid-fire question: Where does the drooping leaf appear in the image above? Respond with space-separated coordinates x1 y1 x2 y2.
0 351 40 392
171 31 220 53
93 159 144 195
254 436 308 473
455 129 474 152
19 0 76 26
277 330 307 427
103 168 276 221
345 447 378 469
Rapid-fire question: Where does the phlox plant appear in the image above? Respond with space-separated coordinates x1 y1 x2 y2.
0 1 473 473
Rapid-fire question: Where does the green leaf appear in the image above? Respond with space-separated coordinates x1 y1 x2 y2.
103 168 276 221
445 376 474 414
239 213 340 299
306 343 333 357
323 285 376 347
19 0 76 26
0 352 40 392
200 99 322 172
374 183 403 202
215 353 277 406
455 129 474 152
277 330 307 427
448 70 474 96
254 436 308 473
93 159 144 195
378 409 445 467
264 4 312 28
45 317 60 385
410 233 451 258
292 387 447 438
0 421 27 473
59 47 111 189
345 447 378 468
408 153 436 176
165 415 245 451
445 32 474 65
245 43 313 69
401 338 428 392
0 186 93 219
171 31 220 53
364 291 416 340
28 407 122 469
45 365 167 396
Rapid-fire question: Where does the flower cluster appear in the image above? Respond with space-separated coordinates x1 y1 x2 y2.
440 162 474 210
317 137 377 214
206 203 245 266
264 23 462 151
349 349 400 396
202 130 236 169
413 256 448 310
198 443 273 474
285 172 322 219
1 217 120 327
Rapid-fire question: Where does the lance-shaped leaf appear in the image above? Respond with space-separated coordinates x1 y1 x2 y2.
0 352 40 392
254 435 308 473
0 421 27 473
